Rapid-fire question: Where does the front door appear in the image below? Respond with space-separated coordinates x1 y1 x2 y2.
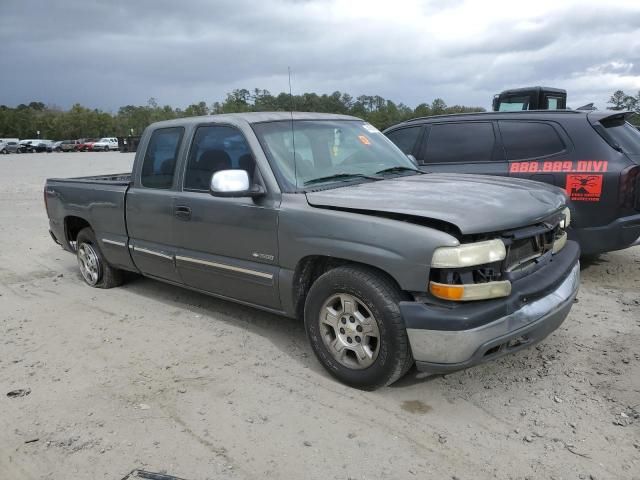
172 124 280 309
126 126 185 283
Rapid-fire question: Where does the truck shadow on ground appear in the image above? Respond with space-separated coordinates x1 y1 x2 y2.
119 273 327 374
110 273 527 390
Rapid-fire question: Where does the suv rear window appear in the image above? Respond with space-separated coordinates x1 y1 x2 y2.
423 122 495 163
602 120 640 154
499 121 565 160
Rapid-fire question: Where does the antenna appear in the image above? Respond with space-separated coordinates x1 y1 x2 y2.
288 66 298 188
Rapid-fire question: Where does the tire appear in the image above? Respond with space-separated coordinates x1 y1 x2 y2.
304 265 413 390
76 227 124 289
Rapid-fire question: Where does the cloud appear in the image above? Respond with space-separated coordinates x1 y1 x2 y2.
0 0 639 111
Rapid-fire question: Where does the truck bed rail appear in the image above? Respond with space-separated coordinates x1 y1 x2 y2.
47 173 131 185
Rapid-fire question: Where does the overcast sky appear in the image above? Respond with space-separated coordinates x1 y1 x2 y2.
1 0 640 111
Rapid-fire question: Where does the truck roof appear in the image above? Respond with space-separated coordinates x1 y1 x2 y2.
149 111 361 129
498 86 567 95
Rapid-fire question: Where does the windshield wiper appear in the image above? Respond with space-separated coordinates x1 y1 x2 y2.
375 166 421 175
303 173 381 186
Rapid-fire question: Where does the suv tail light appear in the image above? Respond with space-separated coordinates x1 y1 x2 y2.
618 165 640 210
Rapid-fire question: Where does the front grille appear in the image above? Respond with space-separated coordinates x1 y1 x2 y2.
504 228 557 272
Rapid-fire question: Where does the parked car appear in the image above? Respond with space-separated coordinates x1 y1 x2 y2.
17 140 37 153
58 140 80 152
384 110 640 255
45 113 579 389
76 138 99 151
0 140 20 154
52 141 63 152
92 137 119 151
32 140 54 152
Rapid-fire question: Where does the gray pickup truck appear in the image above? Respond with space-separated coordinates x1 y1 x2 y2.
45 112 580 389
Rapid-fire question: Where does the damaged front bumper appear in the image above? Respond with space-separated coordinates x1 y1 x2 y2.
400 241 580 374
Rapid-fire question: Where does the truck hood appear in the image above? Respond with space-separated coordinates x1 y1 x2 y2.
305 173 566 235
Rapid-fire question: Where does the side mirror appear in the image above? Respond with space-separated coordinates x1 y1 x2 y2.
210 169 264 198
406 154 418 166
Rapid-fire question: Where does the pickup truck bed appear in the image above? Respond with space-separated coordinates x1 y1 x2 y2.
45 174 135 271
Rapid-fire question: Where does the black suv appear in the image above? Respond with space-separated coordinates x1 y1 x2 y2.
384 110 640 255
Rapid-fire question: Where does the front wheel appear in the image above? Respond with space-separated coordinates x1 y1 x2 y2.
76 227 124 288
304 265 413 390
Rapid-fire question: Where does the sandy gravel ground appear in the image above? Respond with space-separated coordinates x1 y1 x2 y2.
0 152 639 480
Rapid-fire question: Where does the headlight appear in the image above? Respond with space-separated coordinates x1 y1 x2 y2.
552 231 567 254
559 207 571 229
431 239 506 268
429 280 512 301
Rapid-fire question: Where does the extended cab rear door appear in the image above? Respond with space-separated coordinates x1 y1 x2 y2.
126 126 185 283
413 121 508 175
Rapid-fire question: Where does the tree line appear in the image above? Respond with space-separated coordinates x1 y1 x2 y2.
0 89 484 140
3 88 637 141
607 90 640 124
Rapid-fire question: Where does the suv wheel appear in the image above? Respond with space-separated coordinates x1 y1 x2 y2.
304 265 413 390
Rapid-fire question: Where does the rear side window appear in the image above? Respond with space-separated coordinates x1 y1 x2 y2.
423 122 495 163
602 120 640 154
385 126 422 154
140 127 184 189
499 121 565 160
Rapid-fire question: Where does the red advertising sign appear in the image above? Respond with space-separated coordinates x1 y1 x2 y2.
565 174 603 202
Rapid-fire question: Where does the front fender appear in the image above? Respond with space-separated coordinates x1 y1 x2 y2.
278 195 459 292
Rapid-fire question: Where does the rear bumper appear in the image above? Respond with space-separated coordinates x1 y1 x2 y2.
570 213 640 255
400 241 580 374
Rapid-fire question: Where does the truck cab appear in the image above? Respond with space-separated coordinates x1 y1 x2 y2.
493 86 567 111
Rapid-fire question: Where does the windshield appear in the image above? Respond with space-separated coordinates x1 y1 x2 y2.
498 95 530 111
252 120 418 191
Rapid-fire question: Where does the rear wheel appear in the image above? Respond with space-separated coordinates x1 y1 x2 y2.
304 265 413 390
76 227 124 288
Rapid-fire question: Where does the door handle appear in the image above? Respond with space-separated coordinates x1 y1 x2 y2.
175 205 192 220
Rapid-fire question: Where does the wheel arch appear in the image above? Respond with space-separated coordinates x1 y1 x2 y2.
64 215 92 249
291 255 406 319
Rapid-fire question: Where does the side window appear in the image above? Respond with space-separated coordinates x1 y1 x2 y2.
385 126 422 154
140 127 184 189
184 125 255 192
423 122 495 163
499 121 565 160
